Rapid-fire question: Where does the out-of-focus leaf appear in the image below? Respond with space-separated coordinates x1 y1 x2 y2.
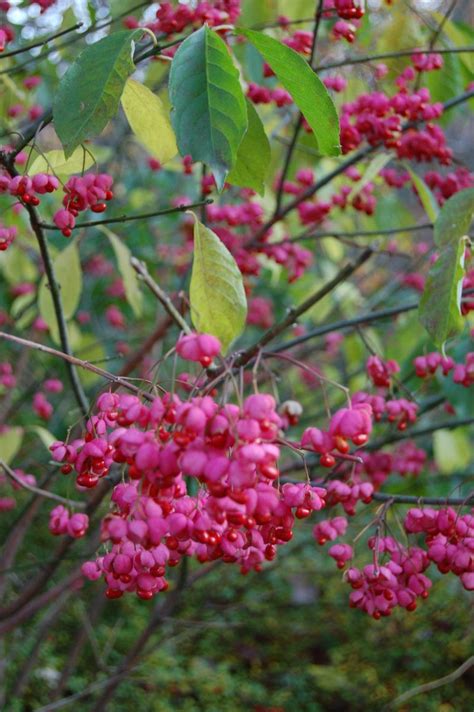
239 28 340 157
38 238 82 344
53 30 142 157
29 426 56 451
189 212 247 353
419 188 474 346
169 26 248 190
0 427 23 466
121 79 177 164
100 227 143 316
406 167 439 223
227 99 270 195
433 428 471 474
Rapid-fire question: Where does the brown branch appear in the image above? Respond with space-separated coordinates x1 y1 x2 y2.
387 655 474 709
131 258 192 334
0 331 155 402
38 199 213 230
233 246 374 368
0 461 85 509
315 45 474 72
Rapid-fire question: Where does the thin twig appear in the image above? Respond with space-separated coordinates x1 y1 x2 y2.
233 247 374 368
0 23 83 60
39 199 213 230
315 45 474 72
0 461 85 509
387 655 474 709
131 258 191 334
0 331 154 402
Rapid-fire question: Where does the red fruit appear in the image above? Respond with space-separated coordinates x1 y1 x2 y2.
62 228 72 237
295 506 311 519
61 464 72 474
320 453 336 468
90 202 107 213
105 588 123 599
199 356 212 368
137 589 154 600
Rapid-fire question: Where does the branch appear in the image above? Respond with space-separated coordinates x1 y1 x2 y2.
367 416 474 451
0 461 85 509
290 222 433 242
0 331 154 402
233 246 374 368
131 258 191 334
315 46 474 72
0 157 89 416
39 199 213 230
387 655 474 709
372 492 474 506
261 283 474 354
0 23 83 60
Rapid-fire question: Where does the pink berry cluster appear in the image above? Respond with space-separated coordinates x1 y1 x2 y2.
124 0 240 37
53 173 114 237
45 332 382 600
301 402 373 468
50 383 330 599
352 391 418 431
0 466 36 513
0 172 59 207
0 170 114 238
49 505 89 538
345 536 432 618
405 507 474 591
366 355 400 388
414 351 474 388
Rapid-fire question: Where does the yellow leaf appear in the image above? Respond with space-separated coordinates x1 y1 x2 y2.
28 147 96 177
121 79 177 164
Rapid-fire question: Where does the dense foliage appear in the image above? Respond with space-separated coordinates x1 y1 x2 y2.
0 0 473 709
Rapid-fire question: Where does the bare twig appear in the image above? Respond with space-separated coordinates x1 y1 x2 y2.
387 655 474 709
0 461 85 509
131 258 192 334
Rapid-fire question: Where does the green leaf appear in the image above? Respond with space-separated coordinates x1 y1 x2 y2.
0 427 23 466
169 26 248 190
53 30 142 157
29 426 56 451
347 153 391 202
28 147 96 177
121 79 177 164
227 99 270 195
419 188 474 346
238 28 340 157
38 238 82 344
100 227 143 317
189 212 247 353
406 167 439 223
434 187 474 248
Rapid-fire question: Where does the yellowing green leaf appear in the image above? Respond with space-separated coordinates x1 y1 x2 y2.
38 238 82 344
100 227 143 316
121 79 177 164
0 427 23 466
433 428 471 474
406 166 439 223
189 212 247 353
28 147 96 177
